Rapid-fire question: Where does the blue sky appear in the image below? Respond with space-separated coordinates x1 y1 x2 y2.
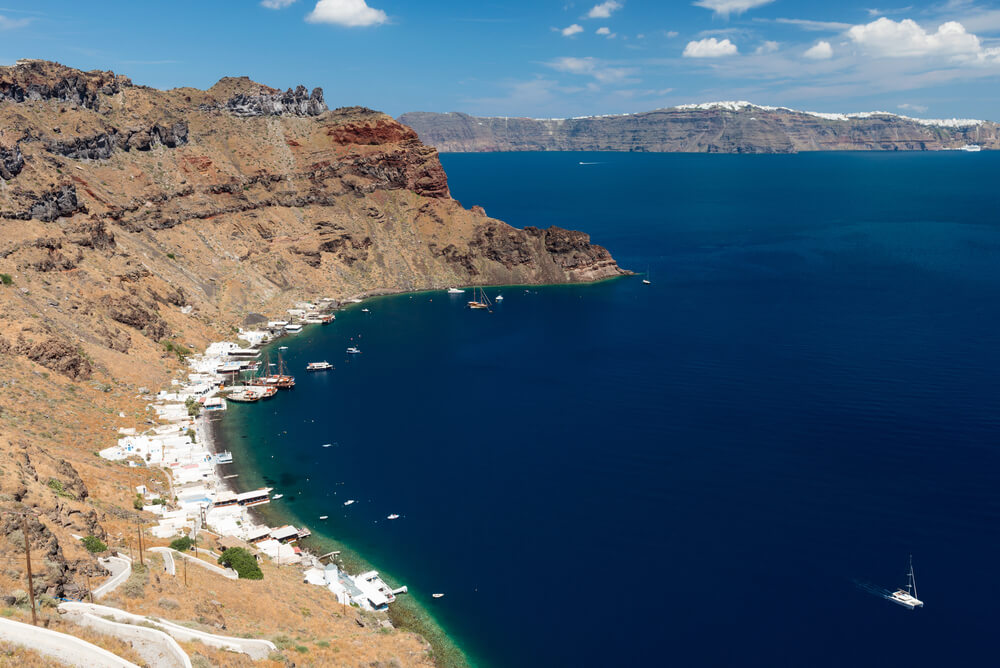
2 1 1000 119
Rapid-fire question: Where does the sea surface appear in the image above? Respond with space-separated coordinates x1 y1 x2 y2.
219 152 1000 667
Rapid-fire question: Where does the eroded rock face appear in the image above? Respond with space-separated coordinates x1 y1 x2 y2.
0 143 24 180
224 85 326 117
46 122 189 160
399 108 1000 153
0 60 125 111
26 185 84 222
19 337 92 380
102 295 170 341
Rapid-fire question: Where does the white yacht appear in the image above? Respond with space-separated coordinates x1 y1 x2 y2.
447 287 465 294
496 294 504 301
319 515 328 520
888 556 924 609
344 499 356 506
387 514 400 520
432 593 445 599
346 346 361 354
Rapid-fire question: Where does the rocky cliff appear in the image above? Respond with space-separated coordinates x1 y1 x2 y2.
399 103 1000 153
0 60 625 666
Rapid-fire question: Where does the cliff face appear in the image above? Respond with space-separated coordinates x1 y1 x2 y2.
398 106 1000 153
0 60 625 381
0 60 624 665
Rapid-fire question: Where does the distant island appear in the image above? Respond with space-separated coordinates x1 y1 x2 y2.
398 102 998 153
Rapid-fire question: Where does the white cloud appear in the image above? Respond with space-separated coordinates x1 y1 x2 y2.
587 1 623 19
898 102 928 112
692 0 775 18
596 26 611 35
770 18 852 31
561 23 584 36
755 40 780 54
666 30 679 38
683 37 739 58
847 17 1000 62
306 0 387 27
804 40 833 59
261 0 297 8
0 14 32 30
547 56 636 83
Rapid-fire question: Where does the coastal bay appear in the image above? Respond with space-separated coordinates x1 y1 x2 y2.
213 152 1000 667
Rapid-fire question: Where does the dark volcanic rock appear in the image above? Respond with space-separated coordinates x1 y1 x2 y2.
46 122 188 159
102 295 170 340
0 143 24 180
28 185 84 222
20 336 92 380
0 70 122 111
225 85 326 117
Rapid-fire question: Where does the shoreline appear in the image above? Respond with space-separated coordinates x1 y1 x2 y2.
194 296 479 668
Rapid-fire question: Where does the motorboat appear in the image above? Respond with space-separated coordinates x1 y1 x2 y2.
432 593 445 599
273 494 284 500
447 287 465 294
319 515 328 520
306 361 333 371
346 347 361 354
387 514 400 520
344 499 356 506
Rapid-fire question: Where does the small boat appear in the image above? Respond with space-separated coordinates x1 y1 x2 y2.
888 555 924 609
642 264 651 285
319 515 328 520
447 287 465 294
306 361 333 371
346 347 361 354
279 346 289 350
495 294 503 301
361 308 370 313
273 494 284 500
322 443 333 448
387 514 400 520
344 499 356 506
432 593 445 599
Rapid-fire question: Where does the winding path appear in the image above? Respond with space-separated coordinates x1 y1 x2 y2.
93 554 132 600
149 547 237 580
59 602 277 660
0 616 140 668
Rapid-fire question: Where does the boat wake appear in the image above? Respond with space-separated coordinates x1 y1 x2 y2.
853 579 893 600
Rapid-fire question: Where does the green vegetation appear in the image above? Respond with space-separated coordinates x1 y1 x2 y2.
185 397 201 418
218 547 263 580
169 536 193 552
163 340 192 362
47 478 75 499
81 535 107 553
0 273 12 286
122 563 148 598
166 252 176 260
133 494 144 510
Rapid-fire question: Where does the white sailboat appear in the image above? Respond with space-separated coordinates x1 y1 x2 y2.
888 555 924 609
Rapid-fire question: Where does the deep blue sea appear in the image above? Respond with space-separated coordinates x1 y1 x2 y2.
220 152 1000 667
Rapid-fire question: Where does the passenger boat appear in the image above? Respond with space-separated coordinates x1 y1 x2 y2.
888 556 924 609
226 390 259 403
306 361 333 371
250 352 296 388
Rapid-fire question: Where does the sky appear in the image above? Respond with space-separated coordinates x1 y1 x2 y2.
2 1 1000 119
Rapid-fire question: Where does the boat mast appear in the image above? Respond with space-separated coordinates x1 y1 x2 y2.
908 555 917 599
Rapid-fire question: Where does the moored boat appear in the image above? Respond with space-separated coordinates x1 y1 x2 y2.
307 361 333 371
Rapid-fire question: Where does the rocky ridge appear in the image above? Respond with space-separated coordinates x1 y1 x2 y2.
0 60 625 667
399 104 1000 153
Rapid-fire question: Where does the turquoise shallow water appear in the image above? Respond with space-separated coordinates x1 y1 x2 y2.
221 152 1000 667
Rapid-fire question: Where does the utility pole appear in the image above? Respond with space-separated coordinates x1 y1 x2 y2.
136 519 145 567
183 551 188 586
20 513 38 626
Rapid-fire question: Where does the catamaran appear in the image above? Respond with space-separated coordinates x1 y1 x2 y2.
888 555 924 609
